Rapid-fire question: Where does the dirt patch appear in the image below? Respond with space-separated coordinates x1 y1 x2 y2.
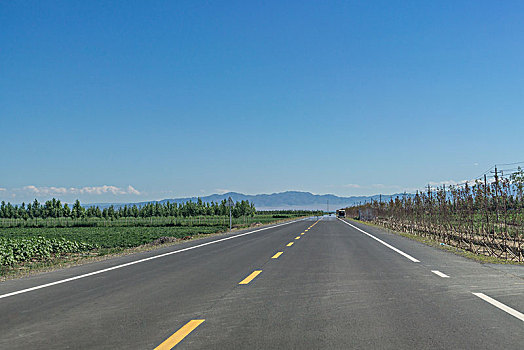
150 236 179 245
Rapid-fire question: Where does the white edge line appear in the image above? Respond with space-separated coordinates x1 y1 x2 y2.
0 218 304 300
472 292 524 322
431 270 450 278
338 219 420 263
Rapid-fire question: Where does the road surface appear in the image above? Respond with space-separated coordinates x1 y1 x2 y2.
0 216 523 349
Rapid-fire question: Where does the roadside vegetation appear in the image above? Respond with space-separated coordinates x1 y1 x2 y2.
345 167 524 262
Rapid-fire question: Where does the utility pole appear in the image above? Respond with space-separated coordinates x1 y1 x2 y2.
227 197 234 231
484 174 489 226
493 166 499 221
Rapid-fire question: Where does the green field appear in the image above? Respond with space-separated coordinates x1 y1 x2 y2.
0 213 312 272
0 213 303 228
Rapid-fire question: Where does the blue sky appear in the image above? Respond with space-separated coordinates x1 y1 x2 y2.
1 1 523 203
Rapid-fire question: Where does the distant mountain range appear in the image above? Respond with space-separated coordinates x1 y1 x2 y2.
88 191 405 211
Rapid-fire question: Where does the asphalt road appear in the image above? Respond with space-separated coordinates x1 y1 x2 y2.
0 216 523 349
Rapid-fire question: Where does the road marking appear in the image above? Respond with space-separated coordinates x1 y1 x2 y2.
431 270 450 278
338 219 420 263
295 236 300 240
239 270 262 285
272 252 283 259
472 292 524 322
155 319 205 349
286 242 294 247
300 232 305 235
0 219 304 300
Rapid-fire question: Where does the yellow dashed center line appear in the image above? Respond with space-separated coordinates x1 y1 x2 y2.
155 218 321 349
239 270 262 285
272 252 283 259
155 319 205 350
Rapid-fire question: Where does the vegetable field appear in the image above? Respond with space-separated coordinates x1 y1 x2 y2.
0 211 315 273
0 213 306 228
0 237 96 267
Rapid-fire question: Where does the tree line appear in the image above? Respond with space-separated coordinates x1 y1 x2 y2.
346 167 524 220
0 198 257 220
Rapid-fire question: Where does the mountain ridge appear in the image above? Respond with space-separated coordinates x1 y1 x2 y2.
88 190 405 211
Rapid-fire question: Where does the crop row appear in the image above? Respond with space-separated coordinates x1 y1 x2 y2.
0 214 308 271
0 237 97 266
0 225 227 268
0 213 302 228
1 225 226 250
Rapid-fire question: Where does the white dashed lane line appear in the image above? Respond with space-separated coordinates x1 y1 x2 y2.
472 292 524 322
338 219 420 263
337 220 524 325
431 270 450 278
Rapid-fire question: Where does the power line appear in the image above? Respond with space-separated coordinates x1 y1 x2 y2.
473 165 495 180
497 167 523 173
359 162 522 196
496 161 524 166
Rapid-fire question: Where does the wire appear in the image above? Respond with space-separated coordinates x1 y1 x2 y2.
496 161 524 166
473 165 495 180
496 167 523 173
362 162 522 196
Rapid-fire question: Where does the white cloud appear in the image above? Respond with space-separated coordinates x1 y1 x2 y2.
428 179 470 187
0 188 6 191
22 185 40 193
340 183 419 195
372 184 388 189
343 184 361 189
127 185 140 195
344 183 404 190
215 188 232 194
20 185 141 196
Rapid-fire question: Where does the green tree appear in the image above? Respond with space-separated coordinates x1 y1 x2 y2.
72 200 84 218
62 203 71 217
